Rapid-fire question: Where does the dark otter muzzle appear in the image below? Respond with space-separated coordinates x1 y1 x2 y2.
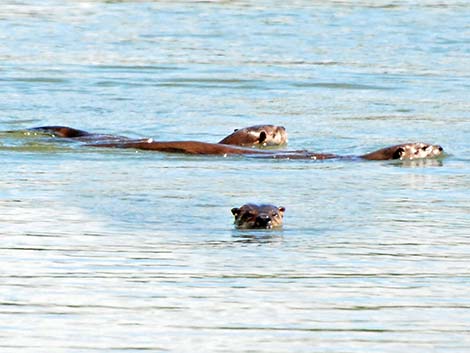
254 215 273 229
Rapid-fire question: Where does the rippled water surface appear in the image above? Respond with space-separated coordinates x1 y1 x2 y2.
1 1 470 352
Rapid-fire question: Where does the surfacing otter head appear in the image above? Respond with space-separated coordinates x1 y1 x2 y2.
218 125 288 147
231 204 285 229
361 142 444 161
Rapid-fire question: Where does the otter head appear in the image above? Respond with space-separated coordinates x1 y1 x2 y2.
231 204 285 229
362 143 444 161
219 125 288 147
391 143 444 160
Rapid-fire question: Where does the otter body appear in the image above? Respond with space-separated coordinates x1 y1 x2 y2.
231 204 286 229
89 139 268 155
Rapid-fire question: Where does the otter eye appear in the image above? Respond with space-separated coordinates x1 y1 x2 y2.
392 147 405 159
258 131 267 143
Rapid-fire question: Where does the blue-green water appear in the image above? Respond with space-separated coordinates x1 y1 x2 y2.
1 1 469 352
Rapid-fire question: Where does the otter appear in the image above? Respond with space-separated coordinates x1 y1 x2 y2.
231 204 286 229
28 124 287 148
91 140 443 161
254 142 444 161
22 126 444 161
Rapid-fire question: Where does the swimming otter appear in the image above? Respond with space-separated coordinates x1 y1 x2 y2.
252 142 444 161
28 124 287 148
23 126 444 161
92 140 443 161
231 204 286 229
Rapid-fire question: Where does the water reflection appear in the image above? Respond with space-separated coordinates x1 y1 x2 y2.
392 158 444 168
231 230 284 244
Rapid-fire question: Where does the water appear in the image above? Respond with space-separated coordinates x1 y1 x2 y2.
1 1 470 352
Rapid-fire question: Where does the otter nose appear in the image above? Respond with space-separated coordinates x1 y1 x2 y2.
255 215 272 228
438 146 443 151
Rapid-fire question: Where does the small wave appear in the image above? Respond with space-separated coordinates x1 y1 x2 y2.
291 81 395 90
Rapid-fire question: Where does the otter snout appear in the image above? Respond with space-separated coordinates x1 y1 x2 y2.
254 214 273 229
416 143 444 159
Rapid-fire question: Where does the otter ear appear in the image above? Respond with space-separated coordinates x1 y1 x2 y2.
231 208 240 216
258 131 267 144
392 147 405 159
278 207 286 214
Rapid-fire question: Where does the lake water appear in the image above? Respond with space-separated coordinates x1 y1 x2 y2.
1 1 469 352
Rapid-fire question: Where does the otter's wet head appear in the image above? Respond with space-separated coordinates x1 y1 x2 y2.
219 125 287 147
245 125 288 147
231 203 285 229
394 143 444 160
361 142 444 161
